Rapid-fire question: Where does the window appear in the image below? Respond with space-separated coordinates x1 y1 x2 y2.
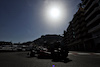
73 35 76 38
73 32 75 34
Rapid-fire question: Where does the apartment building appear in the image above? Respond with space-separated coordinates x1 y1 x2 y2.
64 7 86 51
82 0 100 52
64 0 100 52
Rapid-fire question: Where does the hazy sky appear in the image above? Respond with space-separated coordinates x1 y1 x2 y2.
0 0 81 43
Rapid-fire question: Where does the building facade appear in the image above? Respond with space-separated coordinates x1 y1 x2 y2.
64 0 100 52
64 7 87 51
82 0 100 52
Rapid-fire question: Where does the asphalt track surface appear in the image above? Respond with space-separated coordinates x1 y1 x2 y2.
0 51 100 67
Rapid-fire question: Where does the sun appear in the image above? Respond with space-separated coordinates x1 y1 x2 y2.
42 1 68 28
45 5 63 23
48 7 61 19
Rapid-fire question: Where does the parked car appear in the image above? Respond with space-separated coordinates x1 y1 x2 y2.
17 48 22 51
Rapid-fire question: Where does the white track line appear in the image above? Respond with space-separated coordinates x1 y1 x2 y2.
68 53 100 55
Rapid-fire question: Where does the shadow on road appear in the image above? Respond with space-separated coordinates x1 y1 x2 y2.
52 58 72 63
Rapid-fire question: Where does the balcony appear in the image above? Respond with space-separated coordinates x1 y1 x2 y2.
68 40 80 46
87 14 100 26
88 23 100 33
85 0 99 15
86 6 100 21
79 13 84 18
81 21 85 27
82 32 87 37
81 27 86 31
84 0 91 10
76 29 81 35
76 20 79 24
74 39 81 44
73 20 79 27
75 24 80 31
83 0 88 5
79 17 85 23
76 34 81 39
73 16 79 24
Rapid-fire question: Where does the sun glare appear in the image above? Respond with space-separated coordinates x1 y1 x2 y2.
45 4 63 23
49 7 60 19
42 1 68 29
